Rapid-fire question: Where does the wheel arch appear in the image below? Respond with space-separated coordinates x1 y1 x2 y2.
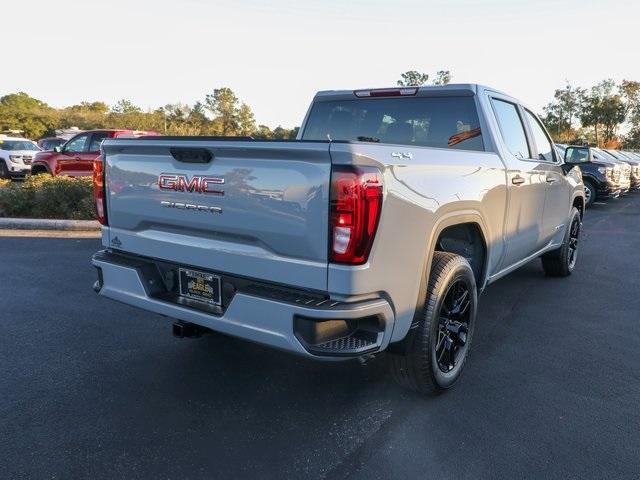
572 193 585 218
388 211 490 354
30 162 52 175
427 213 490 290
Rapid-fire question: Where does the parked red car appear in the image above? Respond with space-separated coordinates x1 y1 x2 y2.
31 129 159 176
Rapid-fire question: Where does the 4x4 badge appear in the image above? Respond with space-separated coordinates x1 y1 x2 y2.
391 152 413 160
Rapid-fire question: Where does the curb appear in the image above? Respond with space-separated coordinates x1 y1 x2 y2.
0 218 100 231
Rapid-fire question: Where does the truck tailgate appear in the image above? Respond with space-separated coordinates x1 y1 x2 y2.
102 139 331 290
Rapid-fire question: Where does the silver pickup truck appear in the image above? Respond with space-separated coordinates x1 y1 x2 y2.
92 84 585 394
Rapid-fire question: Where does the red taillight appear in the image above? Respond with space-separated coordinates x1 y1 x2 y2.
330 166 383 265
93 157 107 225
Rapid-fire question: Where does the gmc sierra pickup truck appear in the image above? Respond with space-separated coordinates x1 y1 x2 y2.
92 84 585 394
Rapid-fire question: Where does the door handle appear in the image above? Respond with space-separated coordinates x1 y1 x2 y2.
512 175 525 185
546 176 557 184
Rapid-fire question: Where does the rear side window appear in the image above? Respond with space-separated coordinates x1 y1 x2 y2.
64 134 89 153
491 99 530 160
89 132 110 152
301 96 484 151
524 109 555 162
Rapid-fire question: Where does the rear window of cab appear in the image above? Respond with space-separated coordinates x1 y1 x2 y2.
301 96 484 151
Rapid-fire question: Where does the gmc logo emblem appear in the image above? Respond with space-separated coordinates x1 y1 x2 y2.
158 174 224 195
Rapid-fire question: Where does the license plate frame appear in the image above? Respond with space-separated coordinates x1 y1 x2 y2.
178 268 221 306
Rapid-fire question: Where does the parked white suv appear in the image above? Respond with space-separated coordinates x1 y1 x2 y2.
0 136 40 179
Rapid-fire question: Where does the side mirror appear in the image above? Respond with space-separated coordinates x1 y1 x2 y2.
54 146 63 153
564 146 591 165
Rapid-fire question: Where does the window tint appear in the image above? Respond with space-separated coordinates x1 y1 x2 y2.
65 134 89 153
491 99 530 159
89 132 110 152
524 109 555 162
301 96 484 151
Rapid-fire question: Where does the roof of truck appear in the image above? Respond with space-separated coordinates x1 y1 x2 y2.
314 84 509 100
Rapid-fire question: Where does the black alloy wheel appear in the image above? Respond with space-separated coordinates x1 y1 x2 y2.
434 280 471 373
567 215 581 270
390 251 477 394
583 181 595 207
541 207 582 277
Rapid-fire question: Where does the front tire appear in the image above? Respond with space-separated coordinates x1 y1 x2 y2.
541 207 582 277
0 161 9 179
583 180 596 208
390 251 477 395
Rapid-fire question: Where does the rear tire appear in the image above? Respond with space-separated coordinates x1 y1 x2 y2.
541 207 581 277
0 161 9 179
390 251 477 395
583 180 596 208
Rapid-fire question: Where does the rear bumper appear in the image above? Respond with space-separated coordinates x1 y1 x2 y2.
92 250 395 360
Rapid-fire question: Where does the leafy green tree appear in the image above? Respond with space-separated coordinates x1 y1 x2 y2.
253 125 273 139
397 70 430 87
623 126 640 149
433 70 452 85
579 80 625 145
238 103 257 136
204 88 240 135
620 80 640 125
189 102 208 126
60 101 109 130
542 82 584 141
271 126 298 139
163 103 191 122
111 99 142 114
398 70 453 87
0 92 57 138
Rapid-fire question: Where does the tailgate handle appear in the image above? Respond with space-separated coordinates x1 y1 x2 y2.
170 147 213 164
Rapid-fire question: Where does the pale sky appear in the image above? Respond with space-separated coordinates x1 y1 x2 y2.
4 0 640 128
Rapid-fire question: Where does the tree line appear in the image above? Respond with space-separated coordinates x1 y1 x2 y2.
0 88 298 140
541 79 640 148
2 70 638 148
0 70 452 141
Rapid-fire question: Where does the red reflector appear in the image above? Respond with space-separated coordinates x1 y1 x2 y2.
330 166 383 265
93 157 107 226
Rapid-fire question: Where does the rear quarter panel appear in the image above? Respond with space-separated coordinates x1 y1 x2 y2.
328 142 508 343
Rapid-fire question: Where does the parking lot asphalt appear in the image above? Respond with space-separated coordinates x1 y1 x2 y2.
1 195 639 480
